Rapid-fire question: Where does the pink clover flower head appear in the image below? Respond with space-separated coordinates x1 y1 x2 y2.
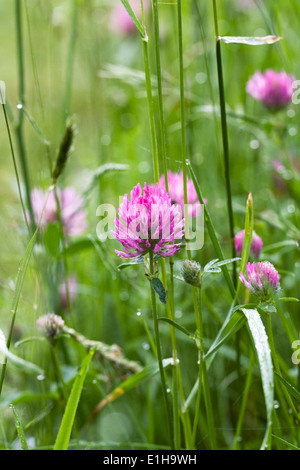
110 0 149 35
112 182 184 259
159 170 206 219
235 229 263 258
239 261 280 299
246 70 294 111
31 187 87 236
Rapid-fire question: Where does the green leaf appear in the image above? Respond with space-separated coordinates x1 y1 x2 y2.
151 277 167 304
43 223 61 258
218 35 282 45
54 346 96 450
241 308 274 450
279 297 300 303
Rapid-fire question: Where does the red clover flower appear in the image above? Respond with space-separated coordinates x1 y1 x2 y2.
112 182 184 259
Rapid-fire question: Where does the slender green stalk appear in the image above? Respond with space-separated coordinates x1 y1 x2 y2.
50 344 68 402
142 38 160 183
1 102 29 234
266 313 299 425
143 3 182 448
149 251 173 448
177 0 190 251
62 0 78 125
151 0 168 185
212 0 236 287
232 348 255 449
192 285 216 449
15 0 35 234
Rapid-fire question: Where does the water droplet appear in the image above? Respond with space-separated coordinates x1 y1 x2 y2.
16 103 23 109
274 400 280 409
250 139 260 150
166 388 171 393
175 310 182 319
136 310 142 317
142 342 150 350
37 374 45 381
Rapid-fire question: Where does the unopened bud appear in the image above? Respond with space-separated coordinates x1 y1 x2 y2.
181 259 201 287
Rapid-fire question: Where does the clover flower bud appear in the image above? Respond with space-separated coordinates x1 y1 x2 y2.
181 259 201 288
36 313 65 340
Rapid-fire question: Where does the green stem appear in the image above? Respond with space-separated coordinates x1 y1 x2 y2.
1 103 30 234
50 343 68 402
192 286 216 449
152 0 168 184
63 0 78 125
266 313 299 429
177 0 190 252
143 3 182 448
15 0 35 234
232 348 255 449
142 37 160 183
149 251 173 447
212 0 236 287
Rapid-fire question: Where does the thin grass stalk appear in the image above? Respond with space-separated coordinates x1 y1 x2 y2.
232 348 255 449
144 2 182 448
151 0 168 185
149 251 173 448
1 100 30 234
63 0 78 125
212 0 236 287
15 0 35 234
265 313 299 430
0 184 55 397
192 286 216 449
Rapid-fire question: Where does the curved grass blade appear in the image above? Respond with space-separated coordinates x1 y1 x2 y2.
241 308 274 450
9 404 28 450
120 0 145 39
187 161 235 298
86 358 174 424
274 372 300 404
0 329 43 375
54 346 96 450
158 317 194 340
219 35 282 45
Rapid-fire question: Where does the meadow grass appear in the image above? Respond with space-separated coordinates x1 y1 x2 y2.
0 0 299 451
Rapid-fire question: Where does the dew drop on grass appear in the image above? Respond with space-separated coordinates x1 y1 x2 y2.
36 374 45 381
274 400 280 409
16 103 23 109
142 342 150 350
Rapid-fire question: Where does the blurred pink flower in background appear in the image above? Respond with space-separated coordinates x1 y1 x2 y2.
239 261 280 298
31 187 87 236
158 171 206 219
246 70 294 111
112 182 184 259
110 0 149 35
235 229 263 258
59 275 78 310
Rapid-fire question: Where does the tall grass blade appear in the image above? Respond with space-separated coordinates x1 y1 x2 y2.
54 346 96 450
